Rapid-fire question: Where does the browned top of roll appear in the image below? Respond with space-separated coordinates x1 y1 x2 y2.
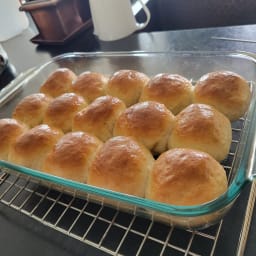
44 93 87 133
194 71 251 121
0 118 28 160
72 71 108 103
140 73 193 114
106 69 150 106
8 124 63 170
12 93 52 128
40 68 77 98
173 103 222 142
114 101 175 153
115 101 174 138
88 136 155 197
43 131 103 183
146 148 228 206
169 103 232 161
73 95 126 142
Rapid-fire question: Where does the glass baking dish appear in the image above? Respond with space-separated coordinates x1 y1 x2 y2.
0 51 256 230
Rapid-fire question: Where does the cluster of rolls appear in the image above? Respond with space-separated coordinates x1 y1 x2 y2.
0 67 251 207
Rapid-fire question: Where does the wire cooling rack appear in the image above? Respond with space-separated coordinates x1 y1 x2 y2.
0 118 253 256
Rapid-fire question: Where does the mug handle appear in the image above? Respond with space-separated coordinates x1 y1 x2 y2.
134 0 151 30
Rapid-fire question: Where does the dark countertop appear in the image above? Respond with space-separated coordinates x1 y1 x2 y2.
2 24 256 74
1 23 256 256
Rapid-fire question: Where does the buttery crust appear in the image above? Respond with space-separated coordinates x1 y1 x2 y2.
114 101 175 154
43 131 103 183
168 103 232 161
106 69 150 107
40 68 77 98
146 148 228 206
44 93 87 133
0 118 27 161
194 71 251 121
72 71 108 103
88 136 155 197
8 124 63 171
73 95 126 142
12 93 52 128
140 73 193 114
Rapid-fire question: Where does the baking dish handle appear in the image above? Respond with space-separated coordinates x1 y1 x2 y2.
247 137 256 181
238 51 256 182
244 100 256 181
0 67 36 107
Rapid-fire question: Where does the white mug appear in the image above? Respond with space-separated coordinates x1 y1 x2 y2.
89 0 151 41
0 0 29 42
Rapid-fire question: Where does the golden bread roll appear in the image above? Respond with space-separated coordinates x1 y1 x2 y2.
0 118 27 161
44 93 87 133
194 71 251 121
88 136 155 197
8 124 63 171
72 71 108 103
73 95 126 142
146 148 228 206
106 69 149 107
114 101 175 154
43 131 103 183
169 103 232 161
140 73 193 114
40 68 77 98
12 93 52 128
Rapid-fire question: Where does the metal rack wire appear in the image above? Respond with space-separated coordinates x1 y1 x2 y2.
0 118 249 256
0 168 223 256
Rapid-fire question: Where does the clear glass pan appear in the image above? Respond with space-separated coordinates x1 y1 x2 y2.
0 51 256 229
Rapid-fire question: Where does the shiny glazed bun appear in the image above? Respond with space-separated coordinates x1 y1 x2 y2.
12 93 52 128
0 118 27 161
43 131 103 183
8 124 63 171
40 68 77 98
44 93 87 133
114 101 175 154
88 136 155 197
73 95 126 142
194 71 251 121
146 148 228 206
169 103 232 162
72 71 108 103
140 73 193 114
106 69 149 107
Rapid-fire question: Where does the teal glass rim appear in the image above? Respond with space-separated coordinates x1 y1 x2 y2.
0 138 252 219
